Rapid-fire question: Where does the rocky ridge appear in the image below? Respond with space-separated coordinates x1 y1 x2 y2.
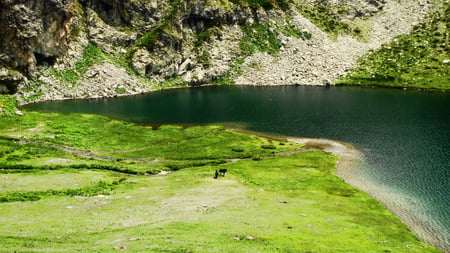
0 0 433 104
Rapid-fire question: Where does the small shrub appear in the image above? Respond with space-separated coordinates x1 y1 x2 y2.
136 0 182 51
137 24 165 51
115 88 127 95
196 52 212 68
252 155 262 161
230 0 290 10
194 29 212 48
261 144 276 150
281 25 312 40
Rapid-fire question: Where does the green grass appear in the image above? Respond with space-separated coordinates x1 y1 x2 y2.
338 2 450 90
50 43 106 84
0 170 124 193
240 23 282 56
0 111 301 172
0 180 123 203
0 95 18 116
0 111 440 252
280 24 313 40
296 3 367 40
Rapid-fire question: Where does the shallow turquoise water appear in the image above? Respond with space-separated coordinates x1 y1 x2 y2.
24 85 450 250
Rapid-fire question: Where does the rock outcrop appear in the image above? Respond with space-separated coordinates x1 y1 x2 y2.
0 0 75 77
0 0 432 103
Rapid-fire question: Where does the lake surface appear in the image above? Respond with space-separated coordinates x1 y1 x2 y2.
24 85 450 250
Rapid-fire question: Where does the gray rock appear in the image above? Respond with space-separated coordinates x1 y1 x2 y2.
15 110 24 116
131 48 152 77
178 59 192 75
0 0 73 76
0 68 25 94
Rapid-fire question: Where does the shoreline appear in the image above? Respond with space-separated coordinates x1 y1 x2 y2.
17 83 448 108
288 138 447 253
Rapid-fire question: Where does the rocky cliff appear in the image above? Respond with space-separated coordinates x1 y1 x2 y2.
0 0 432 103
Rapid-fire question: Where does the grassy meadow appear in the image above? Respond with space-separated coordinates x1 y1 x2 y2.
0 111 441 252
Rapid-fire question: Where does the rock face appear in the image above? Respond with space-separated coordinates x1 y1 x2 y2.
0 0 431 102
0 0 75 77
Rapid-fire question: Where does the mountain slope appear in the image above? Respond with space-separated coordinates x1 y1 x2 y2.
0 0 438 104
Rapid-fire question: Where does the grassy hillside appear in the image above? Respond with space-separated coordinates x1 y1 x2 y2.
0 111 440 252
338 2 450 90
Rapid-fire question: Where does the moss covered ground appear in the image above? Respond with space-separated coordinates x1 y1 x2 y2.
0 95 18 116
0 111 440 252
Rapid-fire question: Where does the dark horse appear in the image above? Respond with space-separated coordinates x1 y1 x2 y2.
214 169 228 178
219 168 227 176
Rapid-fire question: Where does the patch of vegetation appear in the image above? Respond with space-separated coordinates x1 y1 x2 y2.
0 180 123 202
194 29 213 48
0 163 143 175
136 0 182 51
297 3 365 40
196 52 212 68
212 57 245 84
193 28 215 67
240 23 282 55
154 76 189 89
280 25 312 40
0 112 300 163
230 0 290 10
261 144 276 149
137 24 166 52
0 95 18 116
115 87 127 94
49 43 106 84
338 3 450 90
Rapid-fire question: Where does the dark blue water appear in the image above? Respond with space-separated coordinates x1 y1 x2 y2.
23 85 450 250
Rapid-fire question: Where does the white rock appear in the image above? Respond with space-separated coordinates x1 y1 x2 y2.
178 58 192 75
